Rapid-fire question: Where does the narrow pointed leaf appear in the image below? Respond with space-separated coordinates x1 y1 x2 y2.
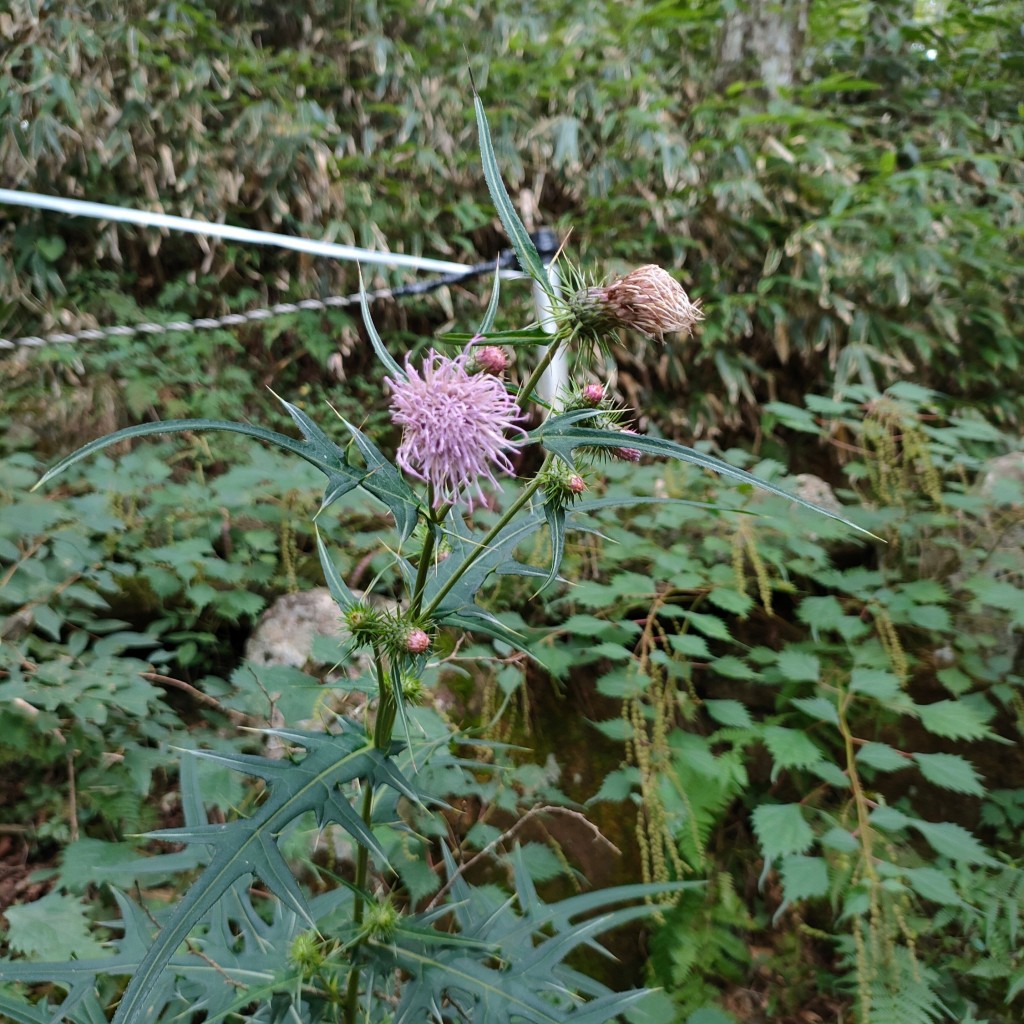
539 502 566 593
475 94 548 289
359 265 405 379
337 416 421 539
479 259 502 335
33 418 339 491
534 417 876 538
315 526 359 611
108 731 410 1024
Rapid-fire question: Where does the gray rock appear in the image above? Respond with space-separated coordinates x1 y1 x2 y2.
244 587 348 669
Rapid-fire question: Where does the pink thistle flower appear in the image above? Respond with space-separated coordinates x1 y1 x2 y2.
581 383 605 406
405 628 431 654
387 349 525 507
567 474 586 494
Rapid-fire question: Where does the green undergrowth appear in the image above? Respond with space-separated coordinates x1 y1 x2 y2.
2 331 1023 1024
466 384 1024 1022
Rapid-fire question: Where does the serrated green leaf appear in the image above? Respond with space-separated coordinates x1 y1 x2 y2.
4 891 108 961
762 726 822 780
588 766 641 803
778 854 830 914
870 805 911 832
820 826 859 853
856 742 909 773
679 610 731 640
707 587 754 616
710 654 757 680
910 819 996 865
917 699 993 740
668 633 711 658
791 696 839 725
751 803 814 863
905 604 951 631
850 668 903 701
704 699 753 729
776 649 820 683
902 866 962 905
912 752 985 796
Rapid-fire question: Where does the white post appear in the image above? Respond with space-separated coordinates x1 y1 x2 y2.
533 259 567 410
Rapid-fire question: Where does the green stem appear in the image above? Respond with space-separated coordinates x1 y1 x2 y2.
344 645 396 1024
412 494 449 618
516 330 573 414
422 453 553 619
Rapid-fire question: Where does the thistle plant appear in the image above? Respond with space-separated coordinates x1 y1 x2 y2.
0 97 870 1024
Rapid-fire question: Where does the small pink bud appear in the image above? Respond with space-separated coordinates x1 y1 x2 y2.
615 447 642 463
568 474 586 494
581 383 605 406
474 345 509 375
405 628 431 654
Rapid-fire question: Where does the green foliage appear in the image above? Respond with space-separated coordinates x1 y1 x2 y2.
537 382 1024 1022
1 4 1021 1024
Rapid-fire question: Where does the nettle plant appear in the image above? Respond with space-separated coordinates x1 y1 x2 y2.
0 101 866 1024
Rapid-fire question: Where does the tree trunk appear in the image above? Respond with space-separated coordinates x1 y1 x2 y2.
717 0 810 95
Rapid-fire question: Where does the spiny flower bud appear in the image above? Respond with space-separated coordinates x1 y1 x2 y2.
472 345 510 375
581 383 605 406
365 896 400 941
405 628 431 654
579 265 703 341
400 673 425 704
289 931 327 977
344 603 384 644
538 463 587 507
614 446 642 463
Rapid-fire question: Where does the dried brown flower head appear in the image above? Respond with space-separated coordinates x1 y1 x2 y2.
581 265 703 341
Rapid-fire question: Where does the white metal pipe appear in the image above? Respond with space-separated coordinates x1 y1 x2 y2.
0 189 485 276
533 261 567 408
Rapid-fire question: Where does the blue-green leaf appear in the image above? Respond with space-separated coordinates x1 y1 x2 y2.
359 265 405 379
532 415 877 538
336 416 421 540
315 526 358 611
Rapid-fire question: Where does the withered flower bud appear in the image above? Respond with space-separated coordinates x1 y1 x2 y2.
582 265 703 341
